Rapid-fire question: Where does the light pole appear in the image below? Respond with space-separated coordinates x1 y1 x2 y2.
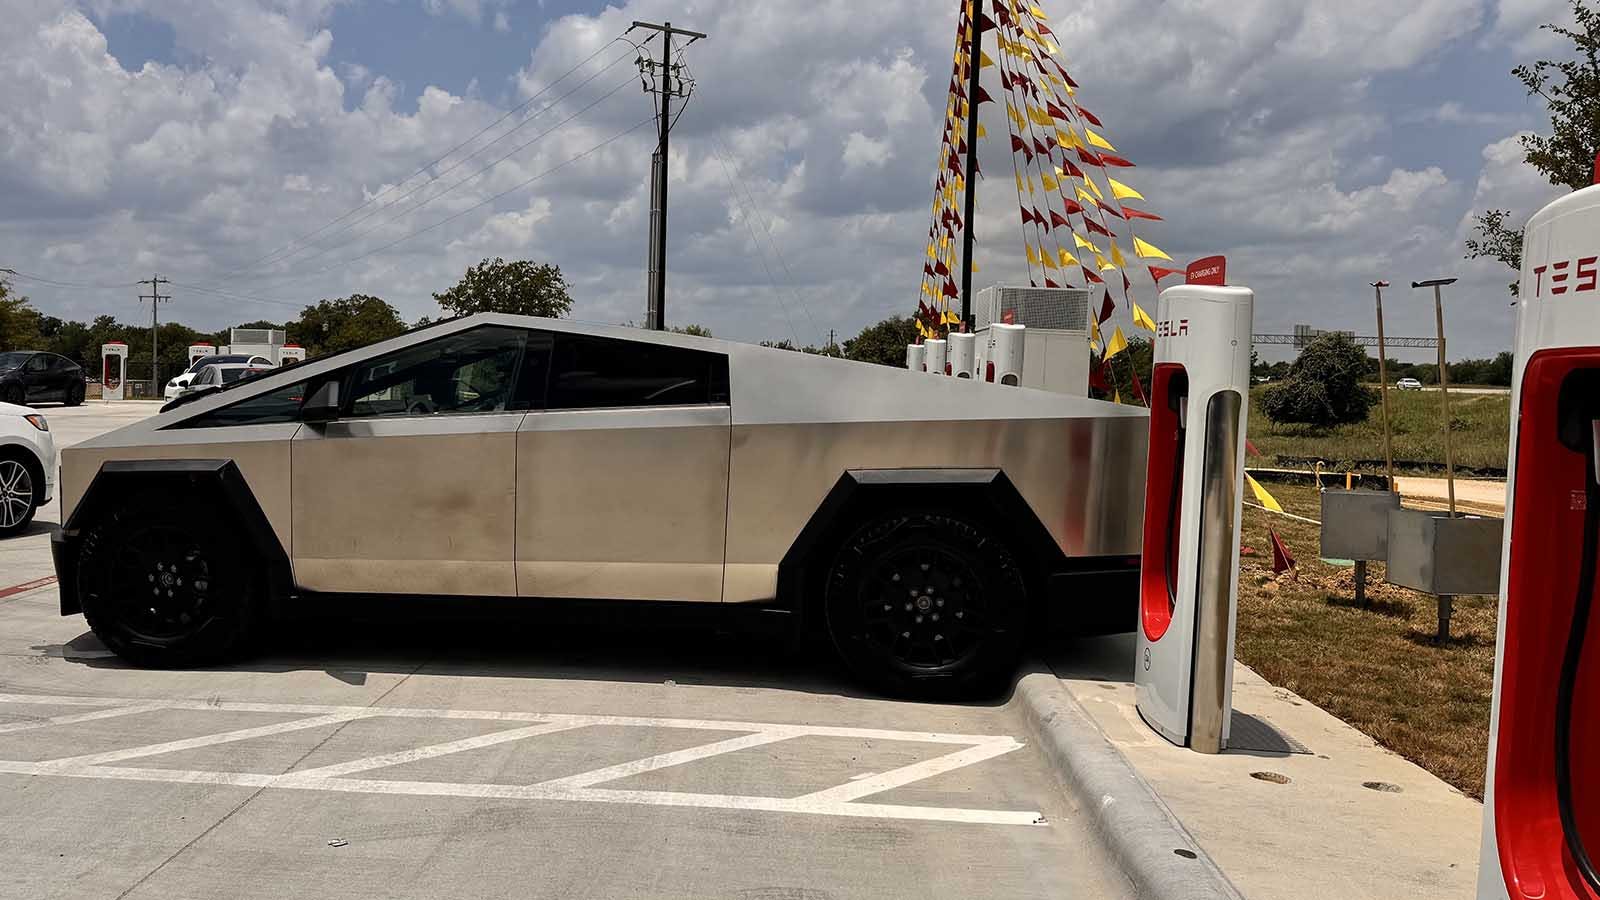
1412 278 1458 517
1370 280 1395 488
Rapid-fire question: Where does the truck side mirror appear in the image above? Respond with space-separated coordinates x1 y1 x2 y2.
301 380 341 423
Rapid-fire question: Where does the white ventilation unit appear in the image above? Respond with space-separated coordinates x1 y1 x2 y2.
971 284 1091 396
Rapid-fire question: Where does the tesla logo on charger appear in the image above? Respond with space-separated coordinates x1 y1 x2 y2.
1156 319 1190 338
1531 255 1599 297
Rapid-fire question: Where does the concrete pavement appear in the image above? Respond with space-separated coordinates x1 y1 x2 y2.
1047 634 1484 900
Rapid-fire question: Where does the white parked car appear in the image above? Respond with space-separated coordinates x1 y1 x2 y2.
176 363 275 401
0 401 56 536
1396 377 1423 391
164 354 274 401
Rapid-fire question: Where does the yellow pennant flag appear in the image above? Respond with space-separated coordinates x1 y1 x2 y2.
1028 105 1052 127
1108 177 1144 201
1055 128 1079 149
1246 473 1285 513
926 242 937 259
943 309 962 325
921 281 933 297
1007 104 1023 127
976 122 987 139
1073 232 1096 251
1025 244 1041 266
1132 301 1157 331
1015 173 1025 195
1047 73 1065 89
1041 250 1059 270
1114 388 1124 404
1085 128 1117 151
1094 252 1113 271
1105 326 1130 360
1083 177 1104 200
1090 317 1102 343
1030 4 1049 19
1040 172 1059 191
973 260 980 273
1058 248 1079 267
1133 236 1173 261
916 319 930 338
1110 243 1128 269
979 50 995 68
1076 186 1098 207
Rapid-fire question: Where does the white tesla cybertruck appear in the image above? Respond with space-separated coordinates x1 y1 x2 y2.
52 314 1147 697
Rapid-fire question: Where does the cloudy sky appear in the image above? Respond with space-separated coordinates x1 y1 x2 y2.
0 0 1582 359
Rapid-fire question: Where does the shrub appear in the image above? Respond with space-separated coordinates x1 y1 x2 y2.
1261 333 1376 427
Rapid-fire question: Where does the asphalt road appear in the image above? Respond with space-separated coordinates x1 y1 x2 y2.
0 402 1132 900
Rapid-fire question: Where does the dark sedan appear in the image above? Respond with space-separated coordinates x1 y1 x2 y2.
0 351 86 407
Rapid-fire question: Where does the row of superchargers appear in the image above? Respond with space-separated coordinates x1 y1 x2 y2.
915 177 1596 898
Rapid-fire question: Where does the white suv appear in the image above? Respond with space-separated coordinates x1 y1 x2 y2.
165 354 274 401
0 401 56 536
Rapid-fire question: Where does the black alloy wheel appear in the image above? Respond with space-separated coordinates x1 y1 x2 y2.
78 503 259 667
1 384 23 406
65 381 84 406
825 510 1028 699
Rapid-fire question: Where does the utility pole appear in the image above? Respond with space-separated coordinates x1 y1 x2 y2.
1370 281 1396 488
631 20 705 330
959 0 984 330
1413 278 1459 517
138 275 170 397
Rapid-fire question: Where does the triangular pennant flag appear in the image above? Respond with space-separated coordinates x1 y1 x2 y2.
1104 326 1129 360
1149 265 1183 281
1108 177 1144 201
943 309 962 324
1113 388 1123 404
1076 147 1103 167
1044 276 1061 288
1084 218 1115 238
1083 177 1104 200
1247 473 1286 514
1269 528 1297 574
1132 301 1157 331
942 279 959 298
1033 136 1053 157
1083 268 1104 284
1130 366 1147 404
1110 243 1128 269
1073 233 1095 251
1084 128 1116 151
1088 359 1109 391
1077 106 1103 127
1041 249 1059 270
976 122 987 138
1096 199 1125 219
979 49 995 68
1025 244 1041 265
1059 247 1079 267
1124 208 1164 222
1041 172 1059 191
1033 207 1049 230
1049 210 1072 230
1098 153 1136 168
1133 236 1172 261
1098 292 1115 324
1063 198 1085 215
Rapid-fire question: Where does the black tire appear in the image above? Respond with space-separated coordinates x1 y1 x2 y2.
823 509 1028 700
1 384 24 407
0 451 41 537
64 382 84 406
77 497 260 667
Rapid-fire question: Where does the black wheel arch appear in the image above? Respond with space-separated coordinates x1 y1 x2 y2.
54 459 291 617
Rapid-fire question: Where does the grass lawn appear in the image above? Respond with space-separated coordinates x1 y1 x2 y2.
1247 386 1511 472
1235 482 1495 798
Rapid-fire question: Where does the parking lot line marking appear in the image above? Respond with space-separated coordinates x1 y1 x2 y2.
794 739 1026 804
531 730 791 790
0 703 167 735
0 576 56 601
0 761 1043 826
282 720 587 780
36 710 380 769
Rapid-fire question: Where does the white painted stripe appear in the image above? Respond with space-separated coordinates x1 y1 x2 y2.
282 720 585 780
0 694 1007 744
0 703 166 735
36 711 378 768
796 739 1026 804
531 731 791 790
0 761 1042 826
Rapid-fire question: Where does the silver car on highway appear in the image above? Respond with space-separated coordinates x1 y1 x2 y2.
52 314 1147 697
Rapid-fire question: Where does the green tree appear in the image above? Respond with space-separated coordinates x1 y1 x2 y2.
297 295 406 355
842 316 918 367
1467 0 1600 293
671 324 713 337
0 279 42 351
1261 333 1376 427
433 257 573 318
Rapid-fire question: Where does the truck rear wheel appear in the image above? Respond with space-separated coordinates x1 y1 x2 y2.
824 510 1028 700
77 499 260 668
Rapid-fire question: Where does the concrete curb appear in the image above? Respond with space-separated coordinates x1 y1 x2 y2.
1016 669 1246 900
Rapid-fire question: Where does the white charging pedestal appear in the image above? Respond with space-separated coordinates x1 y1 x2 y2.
1134 283 1253 753
100 342 129 402
948 332 976 379
906 344 926 372
924 339 948 376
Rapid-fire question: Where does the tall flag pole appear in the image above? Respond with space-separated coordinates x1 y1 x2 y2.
959 0 985 330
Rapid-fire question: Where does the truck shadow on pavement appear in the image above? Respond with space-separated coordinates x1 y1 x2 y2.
40 596 1023 707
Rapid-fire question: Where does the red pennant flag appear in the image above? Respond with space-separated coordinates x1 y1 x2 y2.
1045 101 1068 120
934 259 950 277
1130 366 1147 404
1011 134 1028 154
956 139 967 156
1246 439 1262 457
993 3 1012 26
1270 529 1297 574
952 80 965 101
1084 268 1104 284
1036 21 1055 37
1078 106 1103 127
947 154 962 174
1059 160 1084 179
974 85 994 105
1098 292 1115 324
1062 199 1084 216
942 279 959 298
1043 276 1061 288
1088 361 1109 392
1124 208 1164 222
1084 218 1116 238
1020 207 1036 225
1149 266 1184 282
1099 153 1136 167
1049 210 1072 230
1034 207 1050 231
923 263 935 278
1033 136 1052 158
1076 147 1104 167
977 12 999 30
1096 200 1125 219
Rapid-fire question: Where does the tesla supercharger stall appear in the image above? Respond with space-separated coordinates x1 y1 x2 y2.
1135 283 1254 753
989 322 1025 384
925 338 948 376
187 344 215 367
100 342 128 402
279 344 306 365
906 343 926 372
949 332 976 378
1478 178 1600 900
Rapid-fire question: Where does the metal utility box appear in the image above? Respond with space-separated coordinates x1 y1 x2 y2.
1320 490 1402 561
972 284 1090 396
1384 508 1504 596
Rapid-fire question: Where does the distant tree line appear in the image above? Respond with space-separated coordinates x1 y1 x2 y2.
1253 350 1514 387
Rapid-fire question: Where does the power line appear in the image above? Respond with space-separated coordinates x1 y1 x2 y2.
232 75 640 284
0 268 138 290
166 281 306 311
220 33 632 277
